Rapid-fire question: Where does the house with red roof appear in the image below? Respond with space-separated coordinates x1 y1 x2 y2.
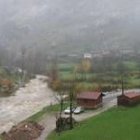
117 92 140 106
76 92 103 109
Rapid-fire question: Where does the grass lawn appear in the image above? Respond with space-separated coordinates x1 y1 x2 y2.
58 63 76 73
123 61 139 71
47 105 140 140
27 102 70 122
59 69 140 91
47 60 140 91
127 77 140 88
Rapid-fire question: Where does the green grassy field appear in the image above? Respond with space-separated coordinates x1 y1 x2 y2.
57 61 140 91
27 102 70 122
47 105 140 140
123 61 139 71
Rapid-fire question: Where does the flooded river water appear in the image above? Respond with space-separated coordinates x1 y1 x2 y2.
0 75 57 134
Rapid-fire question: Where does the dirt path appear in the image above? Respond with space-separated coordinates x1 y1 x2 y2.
0 75 57 134
36 114 56 140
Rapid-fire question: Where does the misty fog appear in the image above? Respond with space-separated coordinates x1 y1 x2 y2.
0 0 140 73
0 1 140 139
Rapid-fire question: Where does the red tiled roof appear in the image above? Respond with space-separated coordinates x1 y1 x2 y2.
77 92 101 100
124 92 140 99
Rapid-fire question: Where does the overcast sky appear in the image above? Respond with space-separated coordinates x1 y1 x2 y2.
1 0 139 23
0 0 140 51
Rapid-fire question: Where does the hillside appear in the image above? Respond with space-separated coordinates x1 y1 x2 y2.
0 0 140 74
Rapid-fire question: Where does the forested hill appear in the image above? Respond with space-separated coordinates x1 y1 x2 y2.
0 0 140 53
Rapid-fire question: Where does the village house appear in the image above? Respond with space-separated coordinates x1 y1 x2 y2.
76 92 103 109
117 92 140 106
84 53 92 59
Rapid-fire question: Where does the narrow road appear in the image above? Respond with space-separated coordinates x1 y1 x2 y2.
38 90 140 140
36 114 56 140
0 75 57 134
37 93 120 140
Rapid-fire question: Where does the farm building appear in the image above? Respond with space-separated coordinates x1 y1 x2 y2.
76 92 103 109
117 92 140 106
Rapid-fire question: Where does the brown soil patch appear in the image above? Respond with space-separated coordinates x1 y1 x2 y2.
1 121 44 140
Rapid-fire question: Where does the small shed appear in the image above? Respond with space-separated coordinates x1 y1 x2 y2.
77 92 103 109
117 92 140 106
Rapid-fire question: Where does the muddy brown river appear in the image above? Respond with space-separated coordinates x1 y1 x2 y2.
0 75 57 134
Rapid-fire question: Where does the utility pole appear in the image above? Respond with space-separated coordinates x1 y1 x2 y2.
121 75 124 95
69 69 76 129
69 87 73 129
121 49 124 95
60 91 64 118
61 81 74 130
51 54 58 82
20 47 26 86
21 48 25 76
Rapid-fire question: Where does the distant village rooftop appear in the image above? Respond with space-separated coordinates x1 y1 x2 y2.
84 53 92 59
